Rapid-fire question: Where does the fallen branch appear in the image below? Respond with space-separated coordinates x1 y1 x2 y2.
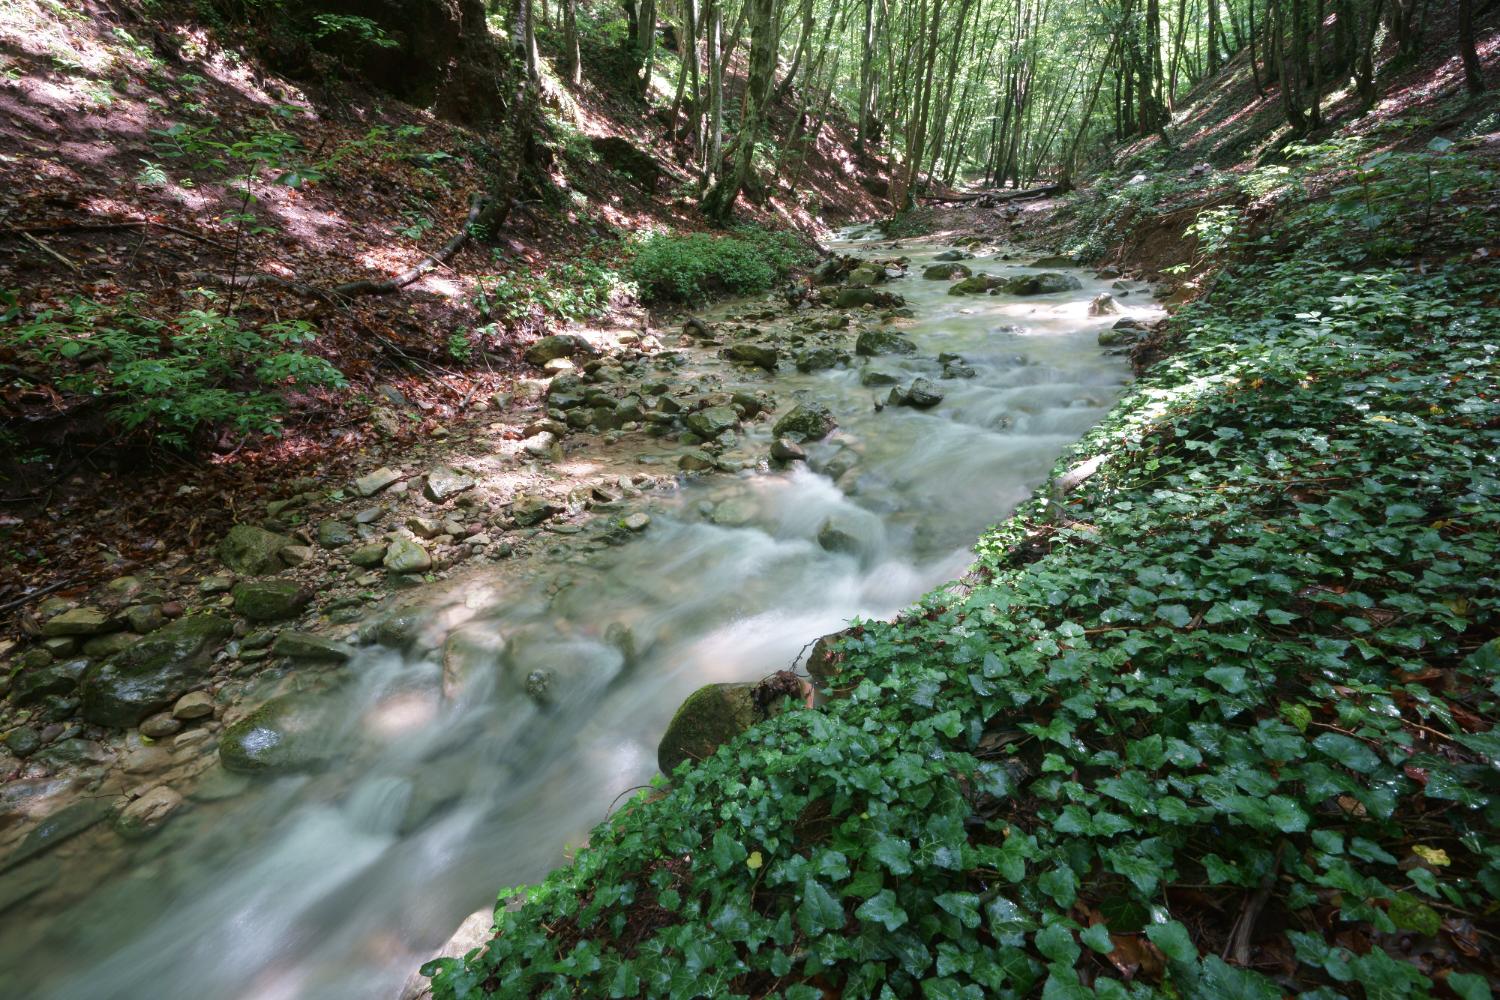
919 184 1061 205
2 220 235 253
19 231 80 273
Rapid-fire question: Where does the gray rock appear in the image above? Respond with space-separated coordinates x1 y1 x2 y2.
943 361 977 379
933 250 974 262
510 493 558 527
657 682 760 775
794 346 847 372
3 727 42 757
42 607 114 637
1029 254 1075 268
172 691 214 720
115 786 184 839
846 265 882 286
722 343 779 371
855 329 917 356
860 366 902 387
835 287 903 309
892 377 944 409
922 263 972 280
685 406 739 438
773 403 837 442
217 524 294 575
711 497 757 527
948 275 1005 296
525 334 594 366
817 517 862 554
348 543 389 568
622 512 651 532
9 660 86 706
424 468 475 503
271 632 354 662
125 604 166 634
383 536 433 574
232 580 311 622
317 519 354 548
770 437 806 463
139 712 182 739
218 694 335 774
406 516 444 540
1089 292 1120 315
82 632 140 658
352 467 401 497
1003 272 1082 295
80 614 232 727
3 800 110 870
678 451 716 472
279 545 314 568
198 574 235 595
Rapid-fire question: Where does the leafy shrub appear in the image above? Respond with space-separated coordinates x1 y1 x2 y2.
475 256 629 327
6 293 346 448
628 228 812 303
428 143 1500 999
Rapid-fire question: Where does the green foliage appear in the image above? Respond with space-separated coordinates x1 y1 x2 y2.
310 13 399 50
7 292 345 448
474 254 629 327
429 141 1499 998
628 227 813 303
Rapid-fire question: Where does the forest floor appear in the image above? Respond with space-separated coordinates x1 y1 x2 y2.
0 0 885 636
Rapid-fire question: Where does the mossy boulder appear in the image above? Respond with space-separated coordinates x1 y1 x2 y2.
922 263 972 280
232 580 311 622
854 329 917 356
79 614 231 727
772 402 837 442
835 287 903 309
218 694 337 774
217 524 293 575
525 334 594 366
657 682 761 775
947 275 1004 296
1003 272 1082 295
722 342 780 371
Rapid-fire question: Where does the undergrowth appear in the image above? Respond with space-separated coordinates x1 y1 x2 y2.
629 226 815 304
426 139 1499 998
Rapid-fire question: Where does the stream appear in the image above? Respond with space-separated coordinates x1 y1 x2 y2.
1 230 1159 999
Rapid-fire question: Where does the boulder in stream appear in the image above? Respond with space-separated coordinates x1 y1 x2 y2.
947 274 1005 296
657 672 807 775
772 402 836 442
922 262 972 280
232 580 312 621
855 329 916 356
79 613 230 727
722 342 780 371
219 694 338 774
890 377 945 409
1089 292 1120 315
1003 272 1082 295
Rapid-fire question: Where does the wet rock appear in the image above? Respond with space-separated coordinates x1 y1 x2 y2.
352 467 401 497
860 366 902 387
523 431 558 457
890 377 944 409
622 512 651 532
1098 318 1148 347
399 909 495 1000
678 451 716 472
1089 292 1120 316
383 536 433 574
348 543 389 568
279 545 315 568
272 632 354 662
83 631 141 658
317 519 354 548
115 786 184 839
510 493 559 527
190 766 252 802
657 681 778 775
125 604 166 634
711 497 757 527
172 691 214 720
37 738 109 767
933 249 974 262
948 275 1004 296
4 800 110 870
722 342 779 371
846 265 882 286
773 402 837 442
922 263 972 280
1029 254 1076 268
794 346 847 372
817 517 864 555
424 467 475 503
41 607 114 637
1003 272 1082 295
855 329 917 356
943 361 977 379
406 516 444 540
685 406 740 438
524 669 551 703
835 287 904 309
770 437 806 463
731 390 773 417
375 614 425 651
140 712 182 739
525 334 594 366
682 317 715 339
122 745 174 774
232 580 311 622
80 614 231 727
218 694 335 774
441 627 505 702
218 524 294 575
3 727 42 757
9 660 86 706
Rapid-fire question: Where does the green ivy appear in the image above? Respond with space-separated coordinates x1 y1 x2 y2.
429 143 1498 998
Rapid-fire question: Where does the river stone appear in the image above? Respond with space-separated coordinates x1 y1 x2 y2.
1029 254 1075 267
441 626 505 702
795 346 847 372
139 712 182 739
122 745 174 774
9 659 87 706
773 403 836 442
271 631 354 662
817 517 863 554
510 493 558 527
80 614 232 727
424 468 475 503
860 366 902 387
922 263 972 280
948 275 1004 296
933 249 974 262
115 786 184 839
218 524 294 575
317 519 354 548
232 580 311 622
3 800 110 871
173 690 215 720
723 343 779 371
1003 272 1082 295
893 377 945 409
84 631 141 658
835 287 902 309
622 512 651 532
943 361 977 379
855 329 916 356
352 467 401 497
4 726 42 757
218 694 335 774
399 909 496 1000
770 437 806 463
383 536 433 574
1089 292 1120 315
525 334 593 365
657 682 760 775
348 543 389 567
846 265 882 286
685 406 739 437
41 607 114 637
711 497 757 527
125 603 165 634
678 451 716 472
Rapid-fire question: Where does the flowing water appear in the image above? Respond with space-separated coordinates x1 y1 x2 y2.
0 231 1159 999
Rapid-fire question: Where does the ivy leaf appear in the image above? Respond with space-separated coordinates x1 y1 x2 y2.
709 828 746 872
935 892 982 929
1447 972 1494 1000
870 834 914 875
854 889 908 931
1080 923 1114 953
1157 604 1193 628
1145 920 1197 962
1204 666 1248 693
797 877 845 935
1313 733 1381 771
1034 924 1080 965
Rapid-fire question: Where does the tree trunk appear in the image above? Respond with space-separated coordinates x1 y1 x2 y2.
562 0 580 85
701 0 776 220
1459 0 1485 94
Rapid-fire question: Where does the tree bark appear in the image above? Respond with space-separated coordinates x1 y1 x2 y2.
701 0 776 220
1460 0 1486 94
